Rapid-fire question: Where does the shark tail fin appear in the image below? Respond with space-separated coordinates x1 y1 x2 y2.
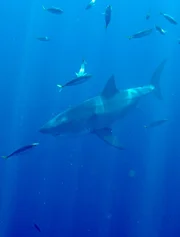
42 5 46 10
150 59 167 100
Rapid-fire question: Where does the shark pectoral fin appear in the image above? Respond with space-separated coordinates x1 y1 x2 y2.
94 128 124 150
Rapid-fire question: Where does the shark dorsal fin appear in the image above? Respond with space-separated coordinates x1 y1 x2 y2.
101 75 118 98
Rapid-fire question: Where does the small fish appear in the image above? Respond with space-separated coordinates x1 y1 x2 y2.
42 5 63 14
2 143 39 159
144 118 168 129
146 13 150 20
33 223 41 232
75 59 87 77
86 0 96 10
145 9 151 20
155 25 167 35
36 36 50 41
160 12 177 25
57 74 92 91
128 28 153 39
57 59 92 91
104 5 112 29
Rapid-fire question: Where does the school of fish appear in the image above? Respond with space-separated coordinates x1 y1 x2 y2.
3 2 175 158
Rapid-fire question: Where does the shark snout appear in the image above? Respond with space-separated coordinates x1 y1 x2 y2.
39 120 59 135
39 124 50 134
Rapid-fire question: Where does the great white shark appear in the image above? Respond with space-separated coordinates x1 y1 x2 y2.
39 60 167 149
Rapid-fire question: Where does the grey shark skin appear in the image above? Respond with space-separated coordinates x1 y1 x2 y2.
40 60 166 149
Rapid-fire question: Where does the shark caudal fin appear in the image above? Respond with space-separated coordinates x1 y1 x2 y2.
150 59 167 100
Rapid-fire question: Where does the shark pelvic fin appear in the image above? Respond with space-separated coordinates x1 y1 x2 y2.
151 59 167 100
94 127 124 150
101 75 119 99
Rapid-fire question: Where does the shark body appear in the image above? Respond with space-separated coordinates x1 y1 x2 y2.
40 60 166 149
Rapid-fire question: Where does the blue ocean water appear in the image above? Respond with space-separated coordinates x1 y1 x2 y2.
0 0 180 236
